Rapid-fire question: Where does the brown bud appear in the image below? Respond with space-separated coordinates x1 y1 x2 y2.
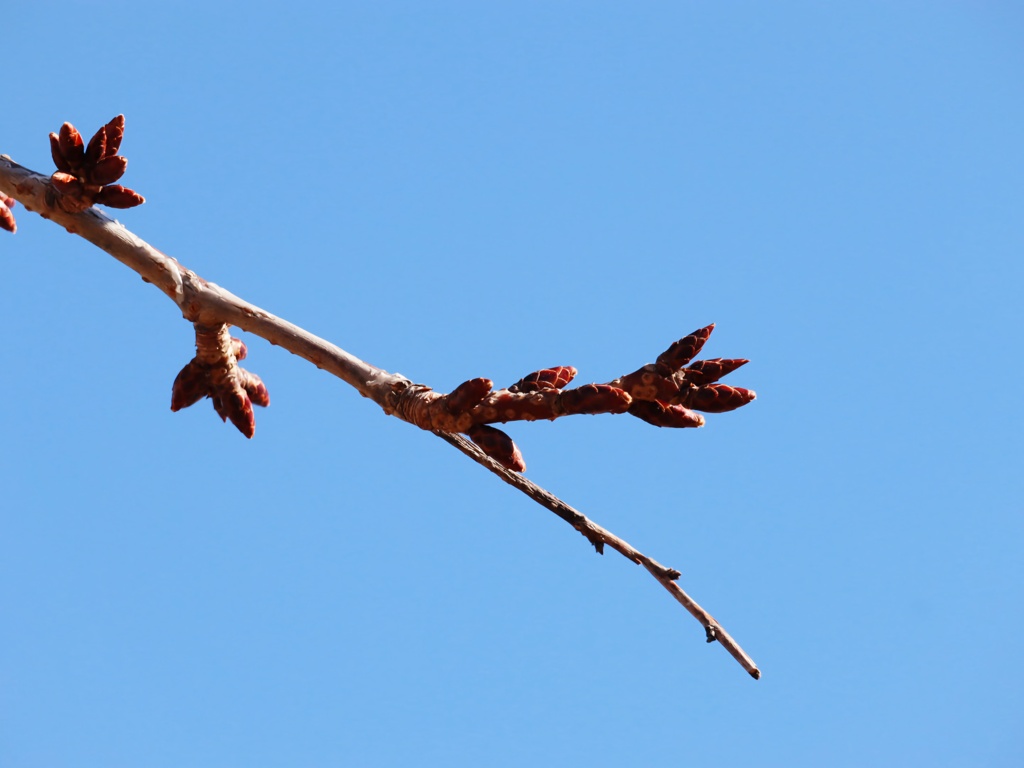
239 370 270 408
558 384 632 416
467 424 526 472
49 133 72 172
509 366 577 393
231 337 248 361
103 115 125 158
446 377 493 414
89 155 127 186
214 387 256 438
96 185 145 209
58 123 85 169
628 400 705 428
683 358 749 385
85 125 107 166
170 360 209 411
683 384 757 413
0 199 15 234
656 324 715 371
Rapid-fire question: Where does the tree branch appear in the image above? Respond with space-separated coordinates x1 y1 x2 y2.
0 144 760 679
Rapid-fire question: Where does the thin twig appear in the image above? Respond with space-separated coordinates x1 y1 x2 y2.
0 154 760 679
434 431 760 679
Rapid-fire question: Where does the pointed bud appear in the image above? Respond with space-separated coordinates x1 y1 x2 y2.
467 424 526 472
58 123 85 169
656 324 714 371
683 384 756 413
49 133 72 172
509 366 577 393
446 377 493 414
239 370 270 408
103 115 125 158
231 337 248 361
85 125 107 166
96 185 145 208
89 155 127 186
628 400 705 428
216 387 256 438
170 360 209 411
683 358 749 385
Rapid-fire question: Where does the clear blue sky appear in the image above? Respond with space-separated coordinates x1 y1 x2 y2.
3 3 1022 766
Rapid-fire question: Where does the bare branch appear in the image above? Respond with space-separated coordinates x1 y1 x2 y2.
434 431 760 679
0 145 760 679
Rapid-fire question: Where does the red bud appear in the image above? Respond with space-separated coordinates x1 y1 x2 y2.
49 133 72 172
240 370 270 408
96 185 145 209
467 424 525 472
89 155 127 186
446 377 493 414
628 400 705 428
509 366 577 393
656 324 714 371
85 125 107 166
231 337 248 361
170 360 208 411
103 115 125 158
683 384 756 413
58 123 85 169
684 358 748 385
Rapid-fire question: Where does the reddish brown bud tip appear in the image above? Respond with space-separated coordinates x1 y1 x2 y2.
231 337 248 361
239 370 270 408
686 384 757 413
170 361 209 411
58 123 85 168
684 358 749 385
656 324 715 371
86 125 107 166
49 133 72 172
0 199 16 234
89 155 127 186
96 185 145 208
509 366 578 393
558 384 632 415
466 424 526 472
446 377 493 414
215 388 256 438
628 400 705 428
103 115 125 158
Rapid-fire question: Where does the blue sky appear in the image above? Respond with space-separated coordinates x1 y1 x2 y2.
2 3 1022 766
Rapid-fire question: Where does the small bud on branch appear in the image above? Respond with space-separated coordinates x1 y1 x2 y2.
170 325 270 438
47 116 144 213
0 193 15 233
